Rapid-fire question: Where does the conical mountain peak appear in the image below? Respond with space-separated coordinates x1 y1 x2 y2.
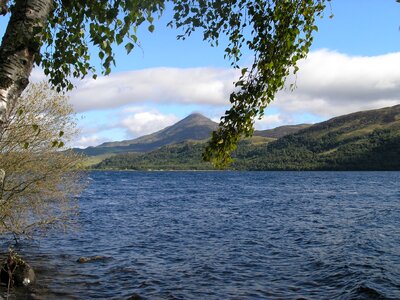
175 113 216 127
76 113 218 155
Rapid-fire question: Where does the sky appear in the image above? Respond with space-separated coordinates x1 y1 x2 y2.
2 0 400 147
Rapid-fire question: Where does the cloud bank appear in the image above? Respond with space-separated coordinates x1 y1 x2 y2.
70 67 238 112
69 50 400 120
120 109 178 136
74 135 104 149
273 50 400 117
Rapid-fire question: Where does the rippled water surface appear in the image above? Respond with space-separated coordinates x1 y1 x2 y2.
1 171 400 299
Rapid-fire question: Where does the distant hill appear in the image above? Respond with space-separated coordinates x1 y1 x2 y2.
76 113 306 157
75 113 218 156
93 105 400 170
234 104 400 170
254 124 311 138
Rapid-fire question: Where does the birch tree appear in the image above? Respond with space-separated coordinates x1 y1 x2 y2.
0 0 330 166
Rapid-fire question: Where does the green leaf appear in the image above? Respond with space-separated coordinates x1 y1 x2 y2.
23 142 29 149
104 67 111 76
116 34 123 45
148 24 155 33
58 141 65 148
59 131 64 137
125 42 134 54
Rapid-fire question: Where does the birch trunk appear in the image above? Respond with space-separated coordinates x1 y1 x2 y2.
0 0 53 128
0 0 53 186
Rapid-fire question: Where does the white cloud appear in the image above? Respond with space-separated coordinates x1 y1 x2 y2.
273 49 400 117
68 50 400 122
121 109 178 136
73 135 106 148
30 67 46 82
255 114 285 130
70 67 238 112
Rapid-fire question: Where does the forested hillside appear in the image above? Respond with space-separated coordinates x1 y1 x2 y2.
239 105 400 170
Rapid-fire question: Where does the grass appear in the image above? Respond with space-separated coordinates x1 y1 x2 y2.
81 154 115 167
247 136 276 145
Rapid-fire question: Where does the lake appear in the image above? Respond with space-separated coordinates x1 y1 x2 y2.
1 171 400 299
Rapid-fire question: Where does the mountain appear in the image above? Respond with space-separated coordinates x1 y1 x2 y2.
254 124 312 138
234 104 400 170
93 105 400 170
77 113 307 157
75 113 218 156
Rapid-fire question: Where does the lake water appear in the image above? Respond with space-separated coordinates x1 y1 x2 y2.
1 171 400 299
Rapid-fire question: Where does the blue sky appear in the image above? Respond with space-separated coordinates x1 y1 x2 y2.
2 0 400 147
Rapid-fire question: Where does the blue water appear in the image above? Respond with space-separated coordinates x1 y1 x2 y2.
1 171 400 299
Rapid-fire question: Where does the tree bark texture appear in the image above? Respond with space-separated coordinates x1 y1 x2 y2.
0 0 53 127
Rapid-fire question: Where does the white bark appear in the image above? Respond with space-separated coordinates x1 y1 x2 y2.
0 0 53 127
0 0 53 187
